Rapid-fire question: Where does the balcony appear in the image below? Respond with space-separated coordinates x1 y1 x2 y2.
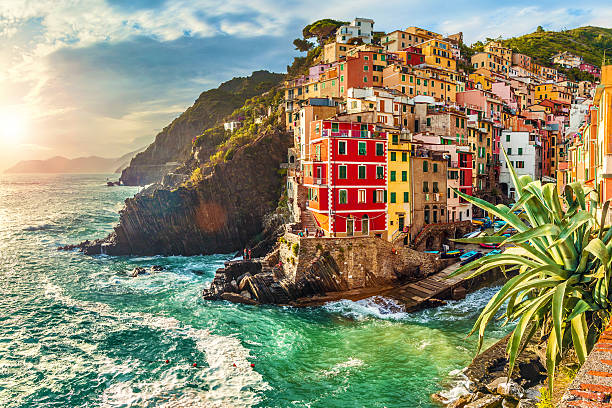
321 129 386 139
313 178 326 185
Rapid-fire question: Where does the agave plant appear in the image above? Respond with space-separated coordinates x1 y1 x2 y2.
453 150 612 392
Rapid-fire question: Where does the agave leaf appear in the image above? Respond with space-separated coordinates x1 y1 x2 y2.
571 313 589 364
503 224 561 245
452 236 506 244
600 200 611 239
547 212 594 250
543 182 564 222
569 181 587 210
453 188 529 232
546 328 560 395
507 292 553 378
567 299 596 321
584 238 610 266
552 281 568 354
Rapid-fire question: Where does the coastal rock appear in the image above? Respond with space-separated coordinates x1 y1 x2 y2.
501 399 517 408
486 377 508 394
130 267 147 277
448 393 475 408
496 381 524 400
515 400 536 408
150 265 164 272
464 394 503 408
79 128 291 256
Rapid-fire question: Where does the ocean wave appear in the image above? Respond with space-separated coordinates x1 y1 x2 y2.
435 368 473 404
44 283 270 407
321 358 365 377
23 223 58 232
323 296 409 321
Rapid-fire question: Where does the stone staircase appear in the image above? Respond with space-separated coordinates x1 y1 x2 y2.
296 184 318 232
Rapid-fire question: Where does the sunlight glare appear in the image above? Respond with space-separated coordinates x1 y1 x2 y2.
0 110 25 145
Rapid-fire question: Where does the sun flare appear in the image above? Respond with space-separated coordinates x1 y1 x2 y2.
0 110 25 145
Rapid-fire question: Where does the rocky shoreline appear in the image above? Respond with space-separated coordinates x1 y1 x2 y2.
433 334 547 408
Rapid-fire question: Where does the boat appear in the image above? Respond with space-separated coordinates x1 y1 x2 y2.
485 249 502 257
460 250 483 265
480 242 500 249
423 250 440 254
441 249 463 259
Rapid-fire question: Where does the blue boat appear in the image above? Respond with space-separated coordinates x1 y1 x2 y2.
485 249 502 257
459 250 483 265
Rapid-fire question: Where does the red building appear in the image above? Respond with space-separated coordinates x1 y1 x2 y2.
303 119 388 237
458 151 473 199
339 50 387 96
395 46 425 66
579 63 601 78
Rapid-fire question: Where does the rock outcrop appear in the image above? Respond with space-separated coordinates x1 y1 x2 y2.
120 70 284 186
78 128 291 256
202 233 451 305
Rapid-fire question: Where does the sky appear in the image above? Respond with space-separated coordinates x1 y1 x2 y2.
1 0 611 170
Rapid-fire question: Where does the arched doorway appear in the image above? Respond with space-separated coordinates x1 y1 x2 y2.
433 205 438 223
362 215 369 236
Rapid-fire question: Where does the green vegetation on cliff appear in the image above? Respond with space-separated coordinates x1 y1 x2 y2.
500 26 612 67
120 70 284 185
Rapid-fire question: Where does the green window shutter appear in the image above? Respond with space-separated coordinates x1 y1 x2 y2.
392 134 398 144
403 192 409 202
390 171 396 181
391 152 396 161
376 143 384 155
423 161 428 172
402 171 407 181
359 166 366 179
384 190 387 203
372 190 377 203
402 152 407 162
339 166 346 179
427 118 431 126
518 148 523 155
390 192 396 203
359 142 367 155
433 163 438 173
377 166 384 179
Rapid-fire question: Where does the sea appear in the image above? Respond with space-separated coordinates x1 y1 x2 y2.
0 173 510 407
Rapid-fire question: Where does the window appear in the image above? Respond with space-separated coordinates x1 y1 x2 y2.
433 163 438 173
376 143 384 156
447 187 451 198
402 152 407 162
363 76 368 82
377 166 384 179
358 165 366 179
390 152 396 161
433 182 439 193
403 192 409 202
358 189 366 203
426 118 431 126
332 122 339 132
506 134 510 142
390 192 396 203
338 140 346 155
339 189 348 204
402 171 407 182
358 142 367 155
339 165 347 179
373 189 385 203
392 134 398 144
390 171 396 181
516 161 525 168
507 148 512 155
518 148 523 155
423 181 429 192
423 161 428 172
364 65 369 71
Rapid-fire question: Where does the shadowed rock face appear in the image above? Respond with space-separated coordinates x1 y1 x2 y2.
81 130 291 256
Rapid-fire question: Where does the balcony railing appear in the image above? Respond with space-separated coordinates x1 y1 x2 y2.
313 178 326 185
321 129 386 139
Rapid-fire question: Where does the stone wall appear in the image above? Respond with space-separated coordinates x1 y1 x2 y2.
410 220 473 251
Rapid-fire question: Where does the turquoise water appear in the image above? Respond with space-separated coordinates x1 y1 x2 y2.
0 174 509 407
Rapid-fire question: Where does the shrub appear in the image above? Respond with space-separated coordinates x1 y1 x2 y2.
292 243 299 256
453 149 612 393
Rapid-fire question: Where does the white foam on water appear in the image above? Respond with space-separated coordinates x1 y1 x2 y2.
321 357 365 377
436 367 473 404
44 283 270 407
323 296 408 321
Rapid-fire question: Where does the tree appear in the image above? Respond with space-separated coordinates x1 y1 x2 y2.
537 25 545 33
302 19 347 46
453 149 612 394
293 38 313 52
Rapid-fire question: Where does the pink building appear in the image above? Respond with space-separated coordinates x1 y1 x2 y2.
579 63 601 78
456 89 503 121
490 82 519 111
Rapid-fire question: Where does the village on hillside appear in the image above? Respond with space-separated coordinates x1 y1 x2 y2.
258 18 612 248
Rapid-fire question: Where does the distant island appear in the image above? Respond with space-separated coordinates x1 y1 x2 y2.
4 148 144 174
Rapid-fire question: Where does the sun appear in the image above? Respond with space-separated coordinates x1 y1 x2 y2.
0 110 25 145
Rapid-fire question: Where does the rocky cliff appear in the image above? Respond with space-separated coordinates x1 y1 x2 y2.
78 126 291 256
119 70 284 186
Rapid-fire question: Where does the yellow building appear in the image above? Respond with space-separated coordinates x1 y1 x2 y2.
535 83 571 103
421 39 456 71
322 42 355 64
382 64 416 96
387 130 412 243
469 68 496 91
